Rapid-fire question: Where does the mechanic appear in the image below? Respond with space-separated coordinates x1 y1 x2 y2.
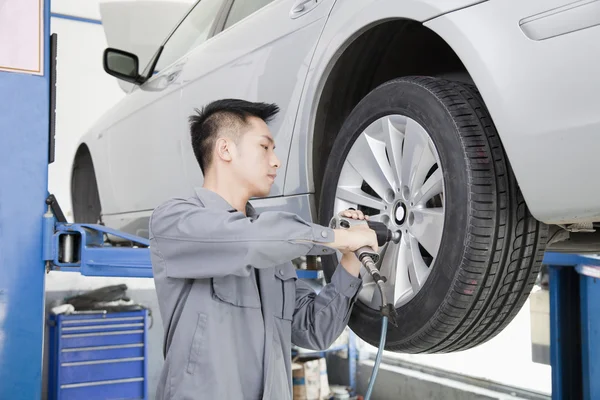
149 99 378 400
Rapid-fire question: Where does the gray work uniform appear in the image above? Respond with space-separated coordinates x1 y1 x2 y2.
149 187 363 400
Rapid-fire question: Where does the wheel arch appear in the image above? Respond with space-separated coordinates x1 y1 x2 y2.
308 18 474 208
70 142 104 223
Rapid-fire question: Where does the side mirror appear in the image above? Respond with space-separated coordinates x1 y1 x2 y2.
103 48 142 84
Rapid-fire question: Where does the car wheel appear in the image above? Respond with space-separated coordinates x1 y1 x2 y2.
71 146 102 224
318 76 548 353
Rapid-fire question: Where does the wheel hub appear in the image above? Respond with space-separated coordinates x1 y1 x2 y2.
333 114 446 310
393 201 407 226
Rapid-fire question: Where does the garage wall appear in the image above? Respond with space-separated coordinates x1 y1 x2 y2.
48 1 124 220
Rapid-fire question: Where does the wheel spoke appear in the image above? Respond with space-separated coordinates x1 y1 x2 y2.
346 133 394 200
371 242 396 307
408 235 431 292
336 186 386 211
394 238 414 305
401 119 437 196
412 168 443 206
376 242 396 283
367 213 388 223
359 282 378 307
408 207 444 256
382 116 405 189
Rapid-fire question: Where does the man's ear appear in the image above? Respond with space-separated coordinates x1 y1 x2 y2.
215 137 233 162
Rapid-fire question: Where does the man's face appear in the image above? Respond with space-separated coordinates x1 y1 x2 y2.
231 116 281 198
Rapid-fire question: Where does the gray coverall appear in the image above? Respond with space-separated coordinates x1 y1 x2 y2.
149 187 363 400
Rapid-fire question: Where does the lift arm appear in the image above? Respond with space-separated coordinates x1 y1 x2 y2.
43 195 152 277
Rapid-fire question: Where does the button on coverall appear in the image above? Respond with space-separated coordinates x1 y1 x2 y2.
149 187 363 400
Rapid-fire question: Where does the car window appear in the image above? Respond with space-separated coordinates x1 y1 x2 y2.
154 0 224 72
223 0 275 30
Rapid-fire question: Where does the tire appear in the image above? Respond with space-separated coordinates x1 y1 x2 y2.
71 146 102 224
318 76 548 353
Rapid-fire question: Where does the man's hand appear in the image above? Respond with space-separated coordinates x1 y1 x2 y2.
331 209 378 254
340 208 369 221
332 209 378 277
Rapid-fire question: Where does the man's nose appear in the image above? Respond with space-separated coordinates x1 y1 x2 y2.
271 153 281 168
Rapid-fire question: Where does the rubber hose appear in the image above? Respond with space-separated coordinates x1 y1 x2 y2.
364 315 388 400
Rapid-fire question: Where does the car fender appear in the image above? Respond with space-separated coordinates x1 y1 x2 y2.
284 0 488 198
422 0 600 224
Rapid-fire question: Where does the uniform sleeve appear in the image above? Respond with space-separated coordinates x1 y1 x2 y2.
149 199 337 279
291 265 363 350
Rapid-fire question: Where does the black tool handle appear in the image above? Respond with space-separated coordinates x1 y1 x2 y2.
367 220 393 246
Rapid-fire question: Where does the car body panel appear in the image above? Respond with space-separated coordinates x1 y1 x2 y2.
424 0 600 224
177 0 337 199
77 0 600 234
85 0 338 217
102 192 318 237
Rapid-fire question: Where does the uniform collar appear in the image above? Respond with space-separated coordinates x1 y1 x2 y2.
194 187 258 217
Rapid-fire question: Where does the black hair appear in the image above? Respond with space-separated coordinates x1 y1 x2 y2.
189 99 280 174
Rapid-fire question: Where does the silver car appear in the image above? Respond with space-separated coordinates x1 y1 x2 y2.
71 0 600 353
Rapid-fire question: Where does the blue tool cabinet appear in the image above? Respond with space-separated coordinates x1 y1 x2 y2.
47 309 148 400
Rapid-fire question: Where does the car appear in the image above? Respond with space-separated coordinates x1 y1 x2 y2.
71 0 600 353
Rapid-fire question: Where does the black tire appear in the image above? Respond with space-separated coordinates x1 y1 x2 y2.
318 76 548 353
71 146 102 224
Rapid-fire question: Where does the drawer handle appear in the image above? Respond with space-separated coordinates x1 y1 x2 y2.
61 377 144 389
61 356 144 367
62 343 143 352
62 329 143 338
62 323 144 331
62 316 144 325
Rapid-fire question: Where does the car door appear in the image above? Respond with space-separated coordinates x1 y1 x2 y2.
103 0 226 216
177 0 338 197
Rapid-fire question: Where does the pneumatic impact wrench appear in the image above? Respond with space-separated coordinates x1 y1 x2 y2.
329 213 401 326
329 214 401 400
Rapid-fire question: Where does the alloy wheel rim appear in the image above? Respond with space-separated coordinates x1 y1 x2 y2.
333 115 446 309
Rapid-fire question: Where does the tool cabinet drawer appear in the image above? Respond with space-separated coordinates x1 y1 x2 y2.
61 343 144 363
47 309 148 400
56 379 145 400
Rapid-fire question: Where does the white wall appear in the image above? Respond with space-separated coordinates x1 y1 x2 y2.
48 1 122 222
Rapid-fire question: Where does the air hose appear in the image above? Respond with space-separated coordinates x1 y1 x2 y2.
328 215 400 400
357 252 397 400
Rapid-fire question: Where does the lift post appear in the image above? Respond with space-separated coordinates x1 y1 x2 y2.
543 252 600 400
0 1 51 398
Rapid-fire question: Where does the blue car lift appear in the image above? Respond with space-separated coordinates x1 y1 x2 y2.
0 1 597 398
543 252 600 400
